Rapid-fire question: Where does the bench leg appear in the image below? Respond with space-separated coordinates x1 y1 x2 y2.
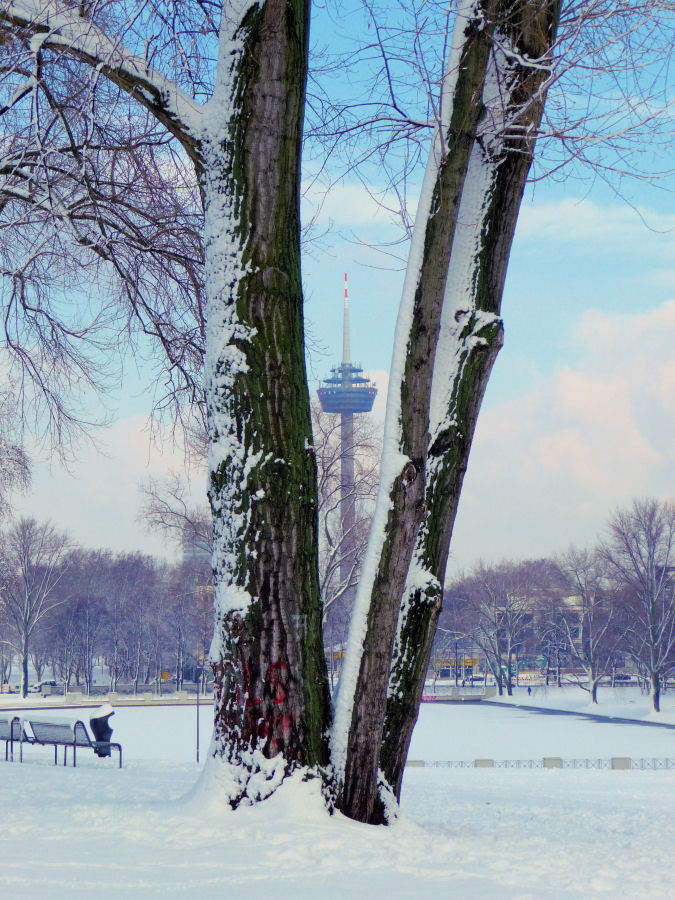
54 744 58 765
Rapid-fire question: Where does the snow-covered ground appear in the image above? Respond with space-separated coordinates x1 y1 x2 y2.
485 683 675 724
1 691 674 898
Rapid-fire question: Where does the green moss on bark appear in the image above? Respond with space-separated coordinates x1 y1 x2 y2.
208 0 330 779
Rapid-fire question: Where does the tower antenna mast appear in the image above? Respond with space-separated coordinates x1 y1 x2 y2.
343 273 350 366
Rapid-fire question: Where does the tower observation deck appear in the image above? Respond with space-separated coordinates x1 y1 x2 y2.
317 275 377 601
316 363 377 414
317 274 377 415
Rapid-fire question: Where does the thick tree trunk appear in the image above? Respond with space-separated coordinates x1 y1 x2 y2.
205 0 330 803
340 412 356 591
590 679 599 704
378 1 561 804
337 0 560 821
337 0 503 824
651 671 660 713
21 641 29 698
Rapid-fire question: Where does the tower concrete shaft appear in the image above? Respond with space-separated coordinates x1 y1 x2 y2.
340 411 356 589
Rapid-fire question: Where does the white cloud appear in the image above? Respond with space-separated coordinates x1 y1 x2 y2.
658 360 675 411
449 298 675 571
367 369 390 426
302 178 418 232
517 198 675 249
576 299 675 357
14 416 203 558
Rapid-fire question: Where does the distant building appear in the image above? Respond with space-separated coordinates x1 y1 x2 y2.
180 525 212 567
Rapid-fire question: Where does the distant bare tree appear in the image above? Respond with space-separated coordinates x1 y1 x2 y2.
452 561 539 696
102 553 154 692
139 471 212 559
0 517 70 695
0 630 12 690
537 598 569 688
116 553 158 694
48 596 79 691
313 403 380 625
600 499 675 712
0 389 30 519
51 549 112 693
555 547 621 704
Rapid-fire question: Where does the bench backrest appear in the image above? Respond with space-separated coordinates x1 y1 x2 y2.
27 719 74 745
26 718 96 747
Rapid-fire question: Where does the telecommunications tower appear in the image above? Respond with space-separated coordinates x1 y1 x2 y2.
317 275 377 592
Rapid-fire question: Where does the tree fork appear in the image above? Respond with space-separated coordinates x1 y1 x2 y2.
379 0 562 801
338 0 561 823
337 0 504 824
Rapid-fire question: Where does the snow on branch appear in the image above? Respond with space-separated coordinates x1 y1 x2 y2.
0 1 203 157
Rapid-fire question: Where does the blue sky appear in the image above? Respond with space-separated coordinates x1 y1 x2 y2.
17 177 673 572
13 2 675 573
302 171 674 565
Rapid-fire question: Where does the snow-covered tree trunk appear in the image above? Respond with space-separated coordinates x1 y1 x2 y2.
203 0 331 802
651 669 660 713
590 670 600 705
21 633 29 698
333 0 560 822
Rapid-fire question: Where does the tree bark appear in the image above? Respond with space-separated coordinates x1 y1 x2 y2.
21 639 29 698
591 679 599 704
651 671 660 713
337 0 503 824
378 0 561 803
205 0 330 801
338 0 561 821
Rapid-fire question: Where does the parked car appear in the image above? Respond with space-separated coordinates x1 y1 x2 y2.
30 679 59 694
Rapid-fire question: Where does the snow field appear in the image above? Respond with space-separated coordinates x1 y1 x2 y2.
1 697 674 898
409 701 675 761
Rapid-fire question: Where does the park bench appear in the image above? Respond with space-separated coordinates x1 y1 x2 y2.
0 714 24 761
10 713 122 768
